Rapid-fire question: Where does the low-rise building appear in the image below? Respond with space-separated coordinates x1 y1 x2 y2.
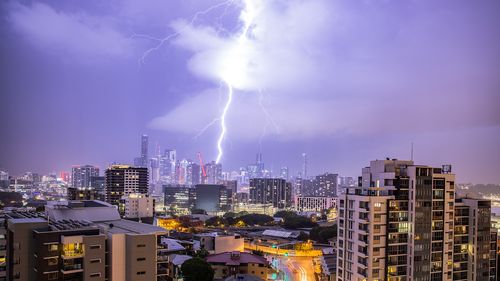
5 200 169 281
194 233 244 254
206 251 269 280
120 193 154 220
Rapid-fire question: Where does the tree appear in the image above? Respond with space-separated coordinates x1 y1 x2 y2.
309 224 337 243
274 210 297 220
181 257 214 281
194 249 210 259
252 250 264 256
297 231 310 241
284 216 318 229
205 216 226 227
239 214 274 226
191 208 207 215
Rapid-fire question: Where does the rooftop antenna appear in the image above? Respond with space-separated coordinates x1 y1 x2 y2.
411 142 414 161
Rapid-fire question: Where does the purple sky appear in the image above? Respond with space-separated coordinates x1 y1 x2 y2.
1 0 499 183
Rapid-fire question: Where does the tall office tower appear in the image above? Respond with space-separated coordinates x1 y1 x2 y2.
0 170 9 189
256 153 265 177
71 165 99 188
280 167 289 181
249 178 292 209
195 184 230 214
187 162 201 185
105 165 148 207
174 159 189 185
302 152 308 179
337 159 497 281
312 173 338 197
140 134 149 167
59 171 70 183
295 178 314 197
221 180 238 194
204 161 222 184
149 157 160 184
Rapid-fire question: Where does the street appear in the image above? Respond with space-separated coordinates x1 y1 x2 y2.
268 255 316 281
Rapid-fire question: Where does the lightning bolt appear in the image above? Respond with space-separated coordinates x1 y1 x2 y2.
132 0 235 65
136 0 263 164
214 0 259 163
215 82 233 163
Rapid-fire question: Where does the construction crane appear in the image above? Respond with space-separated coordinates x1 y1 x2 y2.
197 152 207 178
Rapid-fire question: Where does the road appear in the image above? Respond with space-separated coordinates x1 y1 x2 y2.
269 255 316 281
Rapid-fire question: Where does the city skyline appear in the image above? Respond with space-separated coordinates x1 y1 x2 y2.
1 0 500 183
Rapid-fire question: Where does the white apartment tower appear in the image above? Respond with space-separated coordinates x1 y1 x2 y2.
337 159 496 281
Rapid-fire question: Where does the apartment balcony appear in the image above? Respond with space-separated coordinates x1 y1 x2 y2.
61 263 83 274
62 243 84 259
157 255 169 262
157 265 169 276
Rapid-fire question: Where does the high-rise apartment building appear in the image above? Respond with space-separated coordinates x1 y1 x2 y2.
312 173 338 197
337 159 497 281
105 165 148 207
249 178 292 209
71 165 99 188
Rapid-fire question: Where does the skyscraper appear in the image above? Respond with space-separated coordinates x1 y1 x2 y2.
203 161 222 184
71 165 99 188
313 173 338 197
249 178 292 209
302 152 308 179
105 165 148 207
140 134 149 167
280 167 289 181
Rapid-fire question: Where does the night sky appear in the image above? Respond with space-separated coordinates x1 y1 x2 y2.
1 0 499 183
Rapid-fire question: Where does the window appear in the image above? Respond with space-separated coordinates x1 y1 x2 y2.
47 272 58 280
48 244 58 252
137 257 146 261
90 273 101 278
137 244 146 248
90 259 101 264
47 257 58 266
90 245 101 250
137 271 146 275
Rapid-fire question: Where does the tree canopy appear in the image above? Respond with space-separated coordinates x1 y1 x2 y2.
309 224 338 244
181 257 214 281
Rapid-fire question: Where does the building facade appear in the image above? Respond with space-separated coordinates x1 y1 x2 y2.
337 159 497 281
249 178 292 209
105 165 148 207
71 165 99 188
163 185 196 214
295 196 337 213
194 184 230 214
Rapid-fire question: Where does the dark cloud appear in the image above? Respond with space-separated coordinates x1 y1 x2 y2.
1 0 499 183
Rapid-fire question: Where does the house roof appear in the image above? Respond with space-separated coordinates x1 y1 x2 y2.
206 252 268 266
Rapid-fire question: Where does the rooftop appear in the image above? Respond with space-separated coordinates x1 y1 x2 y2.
95 219 166 235
206 252 268 266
